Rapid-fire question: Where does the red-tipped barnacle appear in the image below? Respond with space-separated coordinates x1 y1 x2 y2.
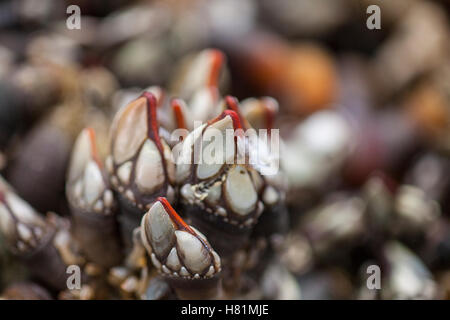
172 49 226 100
108 92 176 249
223 96 289 270
141 197 221 278
140 198 222 299
176 107 267 257
171 98 191 133
222 95 252 130
169 49 225 127
66 128 123 268
169 89 221 132
0 177 71 290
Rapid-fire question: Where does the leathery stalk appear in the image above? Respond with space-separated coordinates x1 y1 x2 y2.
140 197 223 299
66 128 123 268
107 92 176 249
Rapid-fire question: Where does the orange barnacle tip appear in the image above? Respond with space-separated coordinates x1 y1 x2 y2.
261 97 278 133
109 91 175 202
207 49 225 88
208 86 219 102
86 128 102 167
156 197 195 235
171 98 187 131
224 96 240 115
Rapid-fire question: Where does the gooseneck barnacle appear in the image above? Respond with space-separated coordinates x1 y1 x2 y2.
141 197 223 299
66 128 123 268
107 92 176 249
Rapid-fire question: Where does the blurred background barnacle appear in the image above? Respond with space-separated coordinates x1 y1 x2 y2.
0 0 449 300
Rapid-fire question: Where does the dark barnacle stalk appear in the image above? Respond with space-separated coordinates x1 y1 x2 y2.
0 177 76 291
140 197 222 300
107 92 176 250
66 128 123 268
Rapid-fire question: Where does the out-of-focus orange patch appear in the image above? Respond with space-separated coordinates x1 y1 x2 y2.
238 36 337 117
282 44 337 115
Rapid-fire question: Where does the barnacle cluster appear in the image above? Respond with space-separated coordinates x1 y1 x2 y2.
0 47 290 300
